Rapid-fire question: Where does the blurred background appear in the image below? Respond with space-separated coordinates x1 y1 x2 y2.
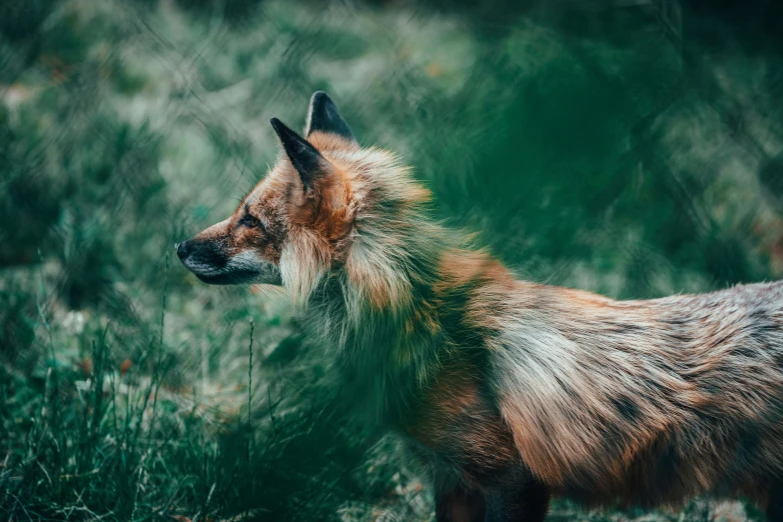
1 0 782 520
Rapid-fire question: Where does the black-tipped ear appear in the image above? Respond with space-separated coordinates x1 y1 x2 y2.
305 91 356 142
270 117 332 189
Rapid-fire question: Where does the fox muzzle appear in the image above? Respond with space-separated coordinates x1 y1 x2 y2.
176 238 282 286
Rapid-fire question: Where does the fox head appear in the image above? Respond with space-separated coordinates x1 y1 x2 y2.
177 92 430 306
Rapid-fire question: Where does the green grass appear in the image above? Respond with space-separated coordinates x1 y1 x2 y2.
0 265 391 520
1 0 782 519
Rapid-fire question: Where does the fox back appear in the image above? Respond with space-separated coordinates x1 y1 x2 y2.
178 92 783 521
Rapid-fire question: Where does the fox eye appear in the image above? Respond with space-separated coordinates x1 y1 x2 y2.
242 214 262 229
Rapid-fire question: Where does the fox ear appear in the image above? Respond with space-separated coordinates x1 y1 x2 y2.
270 117 333 189
305 91 356 143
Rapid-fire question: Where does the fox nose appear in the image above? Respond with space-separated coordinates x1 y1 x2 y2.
176 241 190 260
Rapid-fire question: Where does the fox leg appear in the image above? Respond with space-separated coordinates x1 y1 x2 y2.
435 482 486 522
768 484 783 522
483 469 550 522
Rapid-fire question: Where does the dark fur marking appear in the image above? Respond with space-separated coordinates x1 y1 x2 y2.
733 345 757 358
270 118 332 189
611 395 641 423
485 469 550 522
306 91 356 142
610 322 646 334
185 239 229 268
749 308 779 350
768 482 783 522
436 484 486 522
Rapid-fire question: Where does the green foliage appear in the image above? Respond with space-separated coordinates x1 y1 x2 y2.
1 0 781 520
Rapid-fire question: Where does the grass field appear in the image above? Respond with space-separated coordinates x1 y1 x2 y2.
1 0 782 519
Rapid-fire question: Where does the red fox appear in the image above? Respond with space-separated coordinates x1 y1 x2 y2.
177 92 783 521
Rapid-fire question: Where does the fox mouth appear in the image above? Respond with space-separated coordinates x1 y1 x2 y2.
183 259 282 286
191 268 269 285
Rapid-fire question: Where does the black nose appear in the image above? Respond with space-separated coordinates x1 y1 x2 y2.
176 240 190 260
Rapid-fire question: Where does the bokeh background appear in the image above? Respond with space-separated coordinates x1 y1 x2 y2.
2 0 783 520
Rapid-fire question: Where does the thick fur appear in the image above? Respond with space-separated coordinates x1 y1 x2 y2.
179 93 783 520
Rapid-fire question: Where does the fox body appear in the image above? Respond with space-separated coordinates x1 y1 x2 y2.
178 92 783 521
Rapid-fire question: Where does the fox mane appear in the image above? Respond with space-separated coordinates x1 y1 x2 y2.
280 141 438 310
279 140 468 416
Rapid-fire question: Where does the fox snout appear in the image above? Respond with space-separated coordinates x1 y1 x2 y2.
176 235 281 286
176 238 226 273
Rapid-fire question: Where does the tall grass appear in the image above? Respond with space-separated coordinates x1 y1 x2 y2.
1 0 782 520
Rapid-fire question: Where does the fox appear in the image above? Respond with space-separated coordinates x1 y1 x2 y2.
177 91 783 521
